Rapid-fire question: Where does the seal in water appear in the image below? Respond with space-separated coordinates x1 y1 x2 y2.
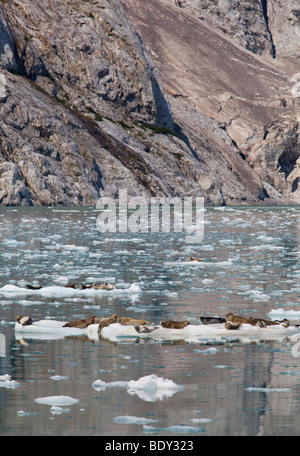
134 325 159 334
16 315 33 326
118 317 151 326
98 314 118 333
200 316 226 325
160 319 189 329
63 316 96 328
189 257 201 262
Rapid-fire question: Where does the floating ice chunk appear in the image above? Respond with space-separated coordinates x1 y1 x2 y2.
190 418 213 424
0 374 20 389
17 410 40 417
50 406 71 415
126 374 184 402
1 282 142 297
245 387 290 393
92 380 127 391
34 395 79 406
143 424 204 434
194 347 218 355
113 416 159 425
0 374 11 381
49 375 69 381
92 374 184 402
268 308 300 319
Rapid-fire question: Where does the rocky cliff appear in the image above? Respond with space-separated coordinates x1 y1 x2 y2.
0 0 299 206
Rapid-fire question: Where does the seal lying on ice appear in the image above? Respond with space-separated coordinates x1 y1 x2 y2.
134 325 159 333
226 313 251 325
160 319 189 329
62 316 96 328
118 317 151 326
16 315 33 326
248 317 290 328
200 316 226 325
98 314 118 333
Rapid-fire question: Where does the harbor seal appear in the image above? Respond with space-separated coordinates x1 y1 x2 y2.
93 282 117 290
98 314 118 333
248 317 290 328
118 317 151 326
16 315 33 326
25 284 43 290
225 321 241 330
226 313 251 325
63 316 96 328
134 325 159 334
200 316 226 325
64 283 91 290
160 319 189 329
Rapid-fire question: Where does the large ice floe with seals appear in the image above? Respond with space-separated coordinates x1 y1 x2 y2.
0 282 142 297
14 313 300 344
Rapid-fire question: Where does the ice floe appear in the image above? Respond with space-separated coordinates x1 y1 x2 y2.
34 395 79 406
164 259 233 267
143 424 205 434
245 387 290 393
113 416 159 425
268 308 300 319
92 374 184 402
0 282 142 297
14 319 300 344
0 374 20 389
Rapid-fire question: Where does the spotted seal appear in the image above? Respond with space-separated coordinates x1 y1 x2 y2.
118 317 151 326
226 313 251 325
98 314 118 333
93 282 117 290
134 325 159 334
25 284 43 290
160 319 189 329
63 316 96 328
64 283 92 290
225 321 241 330
200 316 226 325
16 315 33 326
248 317 290 328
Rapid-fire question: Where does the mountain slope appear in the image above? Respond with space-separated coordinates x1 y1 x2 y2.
0 0 299 205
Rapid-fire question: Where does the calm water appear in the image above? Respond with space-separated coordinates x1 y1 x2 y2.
0 205 300 436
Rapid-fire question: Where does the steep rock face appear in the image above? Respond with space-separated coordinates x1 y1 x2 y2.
168 0 300 61
0 0 299 206
121 0 300 203
174 0 274 56
4 0 173 129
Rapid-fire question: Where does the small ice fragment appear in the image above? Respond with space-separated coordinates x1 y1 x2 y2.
34 395 79 406
113 416 159 425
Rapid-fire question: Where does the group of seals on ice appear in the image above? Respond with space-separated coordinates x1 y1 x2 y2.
25 281 118 291
224 312 290 330
15 312 292 335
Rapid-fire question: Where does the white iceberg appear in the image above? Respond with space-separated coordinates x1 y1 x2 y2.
92 374 184 402
0 374 20 389
34 395 79 406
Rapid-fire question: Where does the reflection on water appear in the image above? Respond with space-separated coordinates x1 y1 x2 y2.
0 205 299 436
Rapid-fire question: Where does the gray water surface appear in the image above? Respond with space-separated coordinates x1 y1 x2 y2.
0 205 299 436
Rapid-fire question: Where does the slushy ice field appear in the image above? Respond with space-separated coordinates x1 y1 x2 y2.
0 205 300 436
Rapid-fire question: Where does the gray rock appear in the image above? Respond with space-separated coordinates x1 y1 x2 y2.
0 0 298 206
